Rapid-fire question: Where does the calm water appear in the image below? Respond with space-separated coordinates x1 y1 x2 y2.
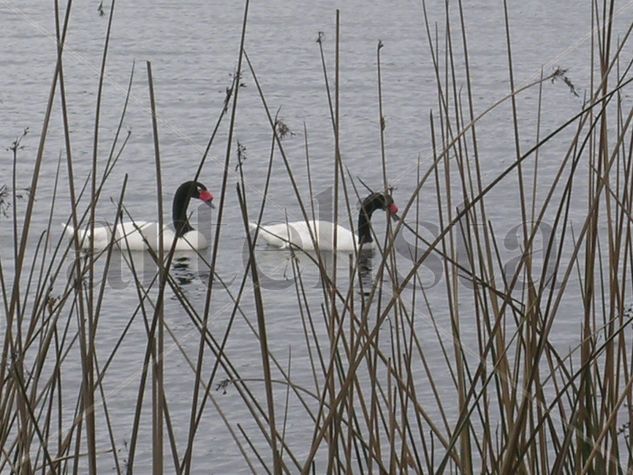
1 0 631 472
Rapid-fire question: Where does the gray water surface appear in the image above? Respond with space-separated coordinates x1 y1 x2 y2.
1 0 631 472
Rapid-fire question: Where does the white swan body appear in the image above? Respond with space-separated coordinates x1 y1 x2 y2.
249 220 362 252
63 221 208 251
62 181 214 252
249 192 399 252
249 220 361 251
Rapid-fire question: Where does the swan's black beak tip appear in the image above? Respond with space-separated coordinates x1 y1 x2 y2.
206 201 216 209
391 214 400 222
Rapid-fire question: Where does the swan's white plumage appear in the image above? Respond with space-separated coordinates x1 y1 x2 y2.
62 181 214 252
63 221 208 251
248 193 397 252
249 220 365 252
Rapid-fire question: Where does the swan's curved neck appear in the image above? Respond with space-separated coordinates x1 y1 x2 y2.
357 205 377 244
173 188 193 237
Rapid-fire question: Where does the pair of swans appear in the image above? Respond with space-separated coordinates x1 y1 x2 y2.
63 181 398 252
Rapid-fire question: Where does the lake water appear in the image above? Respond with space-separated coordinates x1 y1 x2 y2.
1 0 632 472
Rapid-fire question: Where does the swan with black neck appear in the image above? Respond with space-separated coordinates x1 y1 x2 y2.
63 181 215 251
248 192 398 251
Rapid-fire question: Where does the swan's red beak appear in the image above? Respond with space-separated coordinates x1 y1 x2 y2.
199 190 215 208
388 203 399 221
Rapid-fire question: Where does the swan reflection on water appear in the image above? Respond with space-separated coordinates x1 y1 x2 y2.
357 248 375 297
102 243 377 294
249 246 377 294
102 249 206 290
172 255 196 286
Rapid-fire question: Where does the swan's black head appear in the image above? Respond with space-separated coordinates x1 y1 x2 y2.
357 192 399 244
175 181 214 207
173 181 214 237
361 192 398 217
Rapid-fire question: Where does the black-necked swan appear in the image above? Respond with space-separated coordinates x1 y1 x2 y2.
63 181 215 251
249 192 398 251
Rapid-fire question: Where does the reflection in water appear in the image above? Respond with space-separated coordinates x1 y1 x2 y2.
105 249 207 291
357 248 374 297
173 256 195 286
249 245 377 298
